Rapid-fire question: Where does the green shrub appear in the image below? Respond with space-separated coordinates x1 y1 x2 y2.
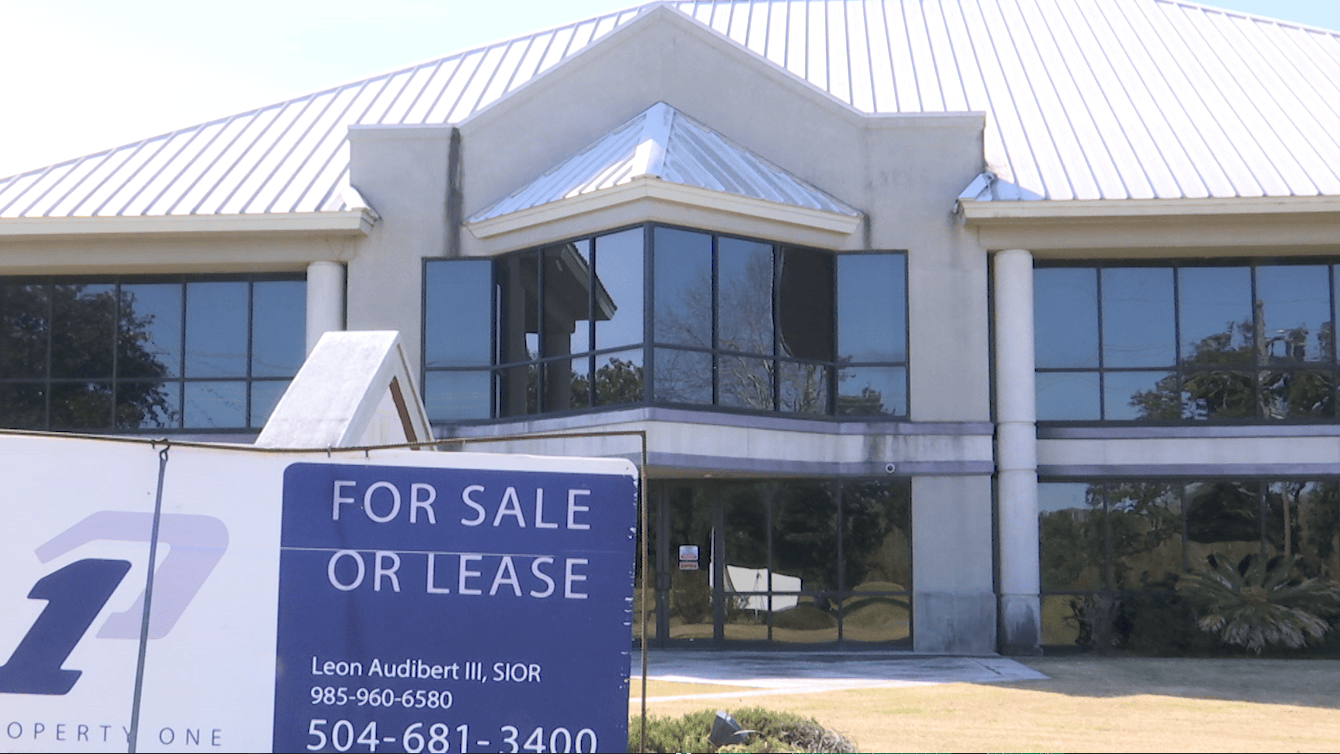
1178 554 1340 654
771 604 836 631
629 707 857 753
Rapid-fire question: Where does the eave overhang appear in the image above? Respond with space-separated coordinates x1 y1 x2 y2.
959 195 1340 222
467 176 862 242
0 209 377 241
958 196 1340 257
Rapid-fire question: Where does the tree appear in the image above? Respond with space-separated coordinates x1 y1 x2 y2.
0 283 175 430
1131 314 1335 421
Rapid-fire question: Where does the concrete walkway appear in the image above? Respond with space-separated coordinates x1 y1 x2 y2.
631 650 1047 702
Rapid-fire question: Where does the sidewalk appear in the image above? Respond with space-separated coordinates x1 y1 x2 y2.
631 650 1046 701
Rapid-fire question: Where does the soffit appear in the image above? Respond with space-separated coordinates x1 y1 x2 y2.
4 0 1340 226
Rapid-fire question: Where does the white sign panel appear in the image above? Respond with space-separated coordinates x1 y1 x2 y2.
0 434 636 753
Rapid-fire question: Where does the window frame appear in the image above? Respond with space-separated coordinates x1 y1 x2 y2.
1034 259 1340 424
422 223 909 423
0 272 305 433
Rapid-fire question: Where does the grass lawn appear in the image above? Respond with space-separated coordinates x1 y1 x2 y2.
630 658 1340 752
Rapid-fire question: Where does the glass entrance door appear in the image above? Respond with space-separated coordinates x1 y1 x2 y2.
646 478 912 648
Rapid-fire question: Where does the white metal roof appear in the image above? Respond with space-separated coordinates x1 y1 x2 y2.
469 101 861 223
4 0 1340 220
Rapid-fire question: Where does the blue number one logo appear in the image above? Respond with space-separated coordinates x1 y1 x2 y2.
0 559 132 695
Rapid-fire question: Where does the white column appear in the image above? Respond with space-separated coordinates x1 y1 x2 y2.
306 261 346 354
993 248 1041 654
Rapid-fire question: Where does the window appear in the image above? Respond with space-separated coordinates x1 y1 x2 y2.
0 275 305 431
1035 261 1338 422
423 225 907 421
644 477 911 646
1038 479 1340 649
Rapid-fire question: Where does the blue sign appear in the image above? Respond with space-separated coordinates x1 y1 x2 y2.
273 462 637 753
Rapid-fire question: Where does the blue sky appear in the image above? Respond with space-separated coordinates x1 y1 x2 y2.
2 0 1338 179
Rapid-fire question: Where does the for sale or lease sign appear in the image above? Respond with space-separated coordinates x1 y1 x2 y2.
0 436 637 753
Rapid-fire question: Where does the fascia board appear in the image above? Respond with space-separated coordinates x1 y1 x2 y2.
959 196 1340 223
0 210 376 239
465 176 862 240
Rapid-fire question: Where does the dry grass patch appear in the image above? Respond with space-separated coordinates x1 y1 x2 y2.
629 659 1340 752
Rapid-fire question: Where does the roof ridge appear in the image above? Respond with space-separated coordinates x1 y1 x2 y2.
1155 0 1340 35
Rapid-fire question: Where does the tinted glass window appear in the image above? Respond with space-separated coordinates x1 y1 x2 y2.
1038 261 1340 422
593 228 643 351
717 237 774 355
1035 268 1098 369
777 246 833 361
653 227 712 347
424 226 905 422
51 284 115 379
1101 267 1174 368
838 254 905 363
185 281 248 377
1178 267 1252 365
252 280 305 377
121 283 182 378
0 282 50 379
0 275 302 432
1256 265 1330 363
425 260 492 367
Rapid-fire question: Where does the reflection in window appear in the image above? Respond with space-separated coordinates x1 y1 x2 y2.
1039 478 1340 650
650 478 910 646
424 225 907 421
0 275 304 431
1036 261 1340 422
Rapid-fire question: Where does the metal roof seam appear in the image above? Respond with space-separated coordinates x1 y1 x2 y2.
1029 0 1112 199
262 87 349 214
234 94 328 214
165 114 249 216
944 0 1012 183
1217 12 1338 193
968 0 1043 193
278 89 365 213
999 0 1083 201
1083 0 1187 199
1266 30 1340 190
112 131 194 216
1202 12 1314 194
30 154 97 219
1115 0 1211 199
852 0 876 112
1171 5 1286 196
213 95 318 215
1130 1 1231 197
1033 0 1131 200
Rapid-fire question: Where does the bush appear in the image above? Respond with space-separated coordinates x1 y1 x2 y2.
771 604 836 631
629 707 857 753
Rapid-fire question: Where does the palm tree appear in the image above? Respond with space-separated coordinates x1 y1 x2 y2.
1177 554 1340 653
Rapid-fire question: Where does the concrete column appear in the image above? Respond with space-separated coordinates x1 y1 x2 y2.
306 261 346 354
993 248 1041 655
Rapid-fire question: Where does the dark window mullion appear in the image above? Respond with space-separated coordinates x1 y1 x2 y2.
710 234 719 406
643 224 654 406
1173 267 1184 419
246 280 255 426
111 282 121 428
1096 267 1106 420
772 245 782 412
